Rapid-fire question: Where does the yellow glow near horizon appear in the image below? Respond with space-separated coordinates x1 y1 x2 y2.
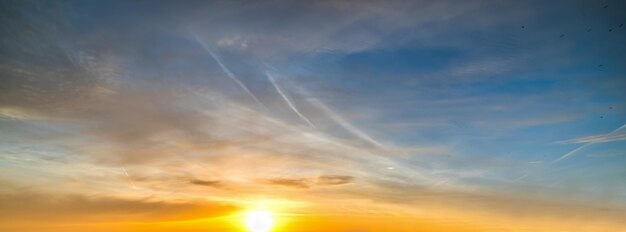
244 210 275 232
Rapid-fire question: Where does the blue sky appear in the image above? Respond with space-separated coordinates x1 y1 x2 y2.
1 0 625 231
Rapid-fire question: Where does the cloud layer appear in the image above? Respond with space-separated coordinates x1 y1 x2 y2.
1 0 626 231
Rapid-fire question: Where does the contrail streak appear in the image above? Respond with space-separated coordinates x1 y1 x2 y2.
308 98 383 147
553 123 626 163
266 71 315 128
122 168 138 189
191 33 264 107
512 174 528 182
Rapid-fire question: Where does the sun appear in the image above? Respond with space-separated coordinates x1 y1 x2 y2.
244 210 275 232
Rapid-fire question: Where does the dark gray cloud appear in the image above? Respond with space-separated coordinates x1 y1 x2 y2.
261 178 310 189
261 175 356 189
317 175 355 186
189 178 223 188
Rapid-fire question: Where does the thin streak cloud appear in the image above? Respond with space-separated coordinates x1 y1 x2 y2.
307 98 384 148
191 33 265 108
123 168 138 189
266 71 316 128
557 132 626 144
553 123 626 163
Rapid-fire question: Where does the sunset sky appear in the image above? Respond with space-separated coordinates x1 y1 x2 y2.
1 0 626 231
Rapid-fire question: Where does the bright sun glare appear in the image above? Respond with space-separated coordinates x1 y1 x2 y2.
244 210 275 232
